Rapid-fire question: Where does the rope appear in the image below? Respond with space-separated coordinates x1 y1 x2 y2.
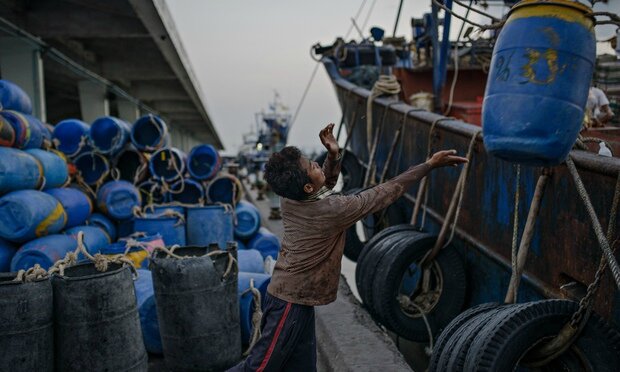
242 278 263 356
344 0 368 40
289 61 321 133
152 247 238 280
133 161 148 185
420 129 480 267
48 250 78 277
410 117 454 228
75 231 136 276
13 264 48 282
366 75 401 152
111 167 120 181
398 295 434 355
360 0 378 33
566 156 620 289
443 0 472 116
505 171 549 304
431 0 505 31
37 176 46 191
508 164 521 302
364 102 400 187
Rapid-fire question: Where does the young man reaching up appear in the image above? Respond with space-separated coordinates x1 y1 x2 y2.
229 123 467 372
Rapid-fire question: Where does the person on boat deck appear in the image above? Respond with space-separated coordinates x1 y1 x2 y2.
227 123 467 372
584 85 614 128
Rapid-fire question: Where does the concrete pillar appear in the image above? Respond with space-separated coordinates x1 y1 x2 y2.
0 37 47 121
78 80 109 123
117 99 140 123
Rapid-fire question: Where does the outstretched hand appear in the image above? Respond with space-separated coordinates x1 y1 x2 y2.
319 123 339 158
427 150 468 168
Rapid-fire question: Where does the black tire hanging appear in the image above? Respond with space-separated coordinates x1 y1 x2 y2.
464 299 620 372
428 302 501 372
340 187 376 261
314 150 363 194
371 233 467 342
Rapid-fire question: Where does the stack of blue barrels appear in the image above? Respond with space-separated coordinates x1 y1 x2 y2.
1 78 281 353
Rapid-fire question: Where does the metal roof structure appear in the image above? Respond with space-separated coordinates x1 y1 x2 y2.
0 0 223 148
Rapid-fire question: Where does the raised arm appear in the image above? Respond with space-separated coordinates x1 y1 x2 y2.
328 150 468 232
319 123 341 190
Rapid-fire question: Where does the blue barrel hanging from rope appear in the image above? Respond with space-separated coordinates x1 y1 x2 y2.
97 180 142 220
234 200 261 239
117 218 135 239
238 272 271 345
64 225 111 255
0 147 42 195
145 204 185 217
134 269 163 354
51 262 148 371
0 115 16 147
52 119 91 157
0 238 16 272
0 273 53 372
0 79 33 114
25 149 69 190
482 0 596 166
238 249 265 273
149 147 186 183
131 114 169 152
133 212 186 247
45 188 92 228
0 110 43 149
206 174 243 204
186 205 234 249
113 145 150 185
187 144 221 180
73 152 110 186
247 227 281 260
90 116 131 156
10 234 76 271
150 247 241 370
166 178 204 204
86 213 117 241
0 190 66 243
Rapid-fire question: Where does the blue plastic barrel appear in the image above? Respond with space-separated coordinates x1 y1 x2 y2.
10 234 76 271
101 234 164 269
90 116 131 156
186 205 234 249
137 180 165 206
133 213 186 247
0 190 67 242
238 272 271 344
247 227 280 260
0 115 16 147
144 205 185 217
86 213 117 242
149 148 186 183
134 269 163 354
0 79 32 114
52 119 90 157
45 188 92 228
236 239 247 250
116 219 135 239
187 144 221 180
73 152 110 185
206 175 243 205
131 114 169 152
0 110 43 149
235 200 261 239
238 249 265 273
64 225 111 254
113 145 150 184
97 180 142 220
0 147 43 194
26 149 68 190
0 238 16 272
166 178 204 204
482 0 596 166
0 80 32 114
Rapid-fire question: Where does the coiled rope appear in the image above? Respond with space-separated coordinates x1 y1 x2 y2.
366 75 401 152
242 278 263 356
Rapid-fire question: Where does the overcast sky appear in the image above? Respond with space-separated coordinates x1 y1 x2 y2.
164 0 618 154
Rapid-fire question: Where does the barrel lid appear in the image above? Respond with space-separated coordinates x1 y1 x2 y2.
509 0 594 20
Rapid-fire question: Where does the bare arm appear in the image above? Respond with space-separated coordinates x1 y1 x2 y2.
319 123 341 189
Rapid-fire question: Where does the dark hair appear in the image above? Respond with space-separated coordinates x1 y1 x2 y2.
264 146 311 201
